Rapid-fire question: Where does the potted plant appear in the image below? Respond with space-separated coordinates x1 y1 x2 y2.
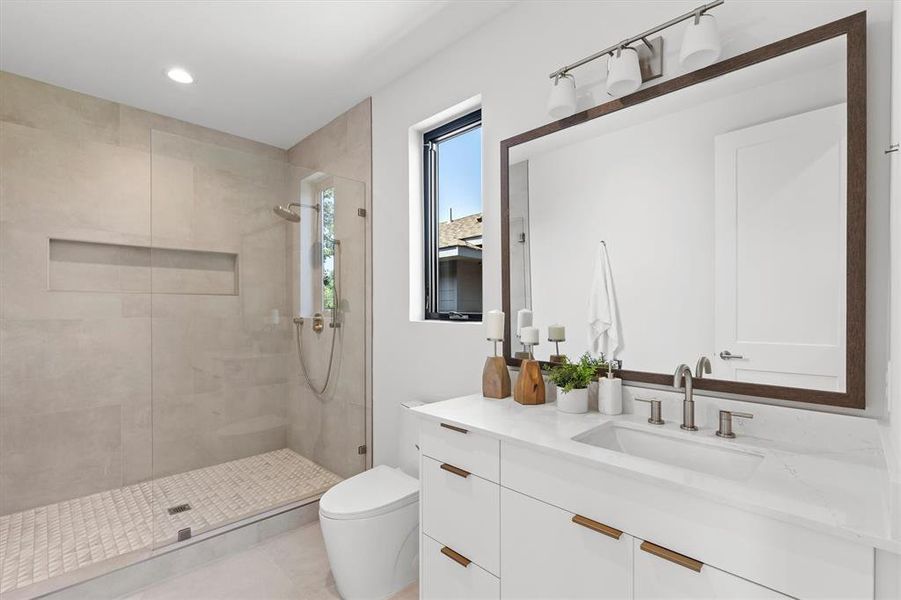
547 354 596 413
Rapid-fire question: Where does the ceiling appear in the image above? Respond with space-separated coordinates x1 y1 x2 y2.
0 0 514 148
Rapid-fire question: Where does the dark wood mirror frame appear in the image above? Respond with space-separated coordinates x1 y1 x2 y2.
500 12 867 409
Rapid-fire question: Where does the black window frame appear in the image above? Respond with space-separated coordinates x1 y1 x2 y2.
423 109 483 322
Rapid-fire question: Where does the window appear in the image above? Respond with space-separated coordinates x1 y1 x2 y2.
423 109 482 321
320 186 336 310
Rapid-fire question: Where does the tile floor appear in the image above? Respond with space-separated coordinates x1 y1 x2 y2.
121 521 418 600
0 449 342 595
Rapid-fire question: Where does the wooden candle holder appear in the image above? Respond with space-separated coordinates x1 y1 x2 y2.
482 356 511 399
514 359 546 405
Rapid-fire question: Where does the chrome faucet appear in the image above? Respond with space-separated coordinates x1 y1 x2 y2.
673 364 698 431
695 356 711 378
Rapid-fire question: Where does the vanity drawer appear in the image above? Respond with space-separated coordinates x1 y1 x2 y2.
634 537 790 599
501 487 632 599
501 441 873 600
419 418 499 482
421 455 499 576
421 534 499 600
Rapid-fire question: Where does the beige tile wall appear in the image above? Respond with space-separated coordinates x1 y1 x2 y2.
286 99 372 477
0 72 373 513
0 72 292 513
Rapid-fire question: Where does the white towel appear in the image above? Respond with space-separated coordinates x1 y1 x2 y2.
587 243 621 359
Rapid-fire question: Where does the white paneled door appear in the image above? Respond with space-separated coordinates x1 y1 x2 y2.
714 103 847 391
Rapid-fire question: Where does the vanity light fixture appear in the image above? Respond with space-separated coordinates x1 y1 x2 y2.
680 12 722 69
547 73 577 118
166 67 194 84
546 0 724 114
606 46 642 97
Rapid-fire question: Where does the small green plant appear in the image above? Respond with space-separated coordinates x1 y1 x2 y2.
548 353 598 392
580 353 610 374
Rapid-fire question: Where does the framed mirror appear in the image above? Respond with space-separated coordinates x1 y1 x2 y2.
501 13 866 409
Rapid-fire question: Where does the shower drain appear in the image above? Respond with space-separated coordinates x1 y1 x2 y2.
167 503 192 515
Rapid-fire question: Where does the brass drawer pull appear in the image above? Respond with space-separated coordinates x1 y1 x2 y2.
440 463 470 478
640 541 703 573
571 514 623 540
440 545 471 568
440 422 468 434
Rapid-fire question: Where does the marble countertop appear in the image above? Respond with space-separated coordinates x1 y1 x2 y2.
412 393 901 554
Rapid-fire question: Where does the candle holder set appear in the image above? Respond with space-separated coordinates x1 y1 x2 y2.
547 324 567 363
513 332 545 405
482 309 568 405
482 310 512 399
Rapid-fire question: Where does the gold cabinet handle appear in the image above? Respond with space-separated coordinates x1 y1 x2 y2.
640 541 703 573
440 463 470 478
571 514 623 540
440 545 471 568
440 422 468 434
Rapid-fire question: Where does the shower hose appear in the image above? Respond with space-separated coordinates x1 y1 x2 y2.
294 239 341 397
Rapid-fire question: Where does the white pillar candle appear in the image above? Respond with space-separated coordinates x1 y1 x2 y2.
521 326 539 345
485 310 504 340
516 309 533 335
548 324 566 342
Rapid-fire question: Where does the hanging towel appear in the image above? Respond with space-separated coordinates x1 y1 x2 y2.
588 242 621 359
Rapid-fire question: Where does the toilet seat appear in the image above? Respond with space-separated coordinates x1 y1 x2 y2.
320 465 418 520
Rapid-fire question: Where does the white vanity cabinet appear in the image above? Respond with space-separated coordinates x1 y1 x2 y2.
420 419 501 599
421 456 499 575
415 404 877 600
500 487 633 599
421 534 499 600
633 538 789 600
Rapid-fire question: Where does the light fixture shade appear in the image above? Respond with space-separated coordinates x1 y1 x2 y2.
679 13 721 70
547 74 577 119
606 47 641 98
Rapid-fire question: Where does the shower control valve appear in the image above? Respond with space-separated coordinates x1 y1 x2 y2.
312 313 325 334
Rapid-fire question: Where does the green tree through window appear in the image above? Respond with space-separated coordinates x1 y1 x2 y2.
321 187 336 310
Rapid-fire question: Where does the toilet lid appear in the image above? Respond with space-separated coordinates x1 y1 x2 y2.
319 465 419 520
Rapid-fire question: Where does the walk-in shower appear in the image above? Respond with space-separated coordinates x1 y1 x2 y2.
0 100 368 597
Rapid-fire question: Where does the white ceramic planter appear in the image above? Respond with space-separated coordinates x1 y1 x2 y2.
556 387 589 413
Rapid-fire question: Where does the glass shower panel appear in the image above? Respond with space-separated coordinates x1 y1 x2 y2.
149 132 366 549
0 117 154 593
286 169 367 480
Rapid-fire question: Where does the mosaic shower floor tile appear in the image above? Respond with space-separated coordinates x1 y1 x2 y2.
0 449 341 595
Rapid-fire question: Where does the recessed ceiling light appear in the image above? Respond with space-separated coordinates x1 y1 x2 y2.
166 67 194 84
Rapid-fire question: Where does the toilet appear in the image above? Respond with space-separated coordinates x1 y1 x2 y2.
319 401 422 600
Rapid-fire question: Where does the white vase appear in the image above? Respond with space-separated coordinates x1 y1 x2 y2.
556 387 589 414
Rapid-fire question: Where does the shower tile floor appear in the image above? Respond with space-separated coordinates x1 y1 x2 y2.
0 449 341 595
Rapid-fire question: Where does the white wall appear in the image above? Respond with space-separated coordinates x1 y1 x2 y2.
372 0 894 468
888 0 901 484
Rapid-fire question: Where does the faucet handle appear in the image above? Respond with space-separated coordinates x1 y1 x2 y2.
716 410 753 438
635 398 664 425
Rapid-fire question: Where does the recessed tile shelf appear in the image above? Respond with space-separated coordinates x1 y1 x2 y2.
48 239 238 296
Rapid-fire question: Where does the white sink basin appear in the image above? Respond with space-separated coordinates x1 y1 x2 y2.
573 422 764 481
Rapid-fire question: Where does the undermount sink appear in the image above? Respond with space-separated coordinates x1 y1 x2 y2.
573 422 764 481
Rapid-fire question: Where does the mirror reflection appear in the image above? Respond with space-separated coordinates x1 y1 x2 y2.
509 36 847 393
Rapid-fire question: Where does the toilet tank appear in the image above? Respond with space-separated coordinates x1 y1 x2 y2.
398 400 424 478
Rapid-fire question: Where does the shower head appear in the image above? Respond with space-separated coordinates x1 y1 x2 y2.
273 202 320 223
273 204 302 222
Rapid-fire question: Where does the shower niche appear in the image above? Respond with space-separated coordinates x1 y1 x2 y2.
48 238 239 296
